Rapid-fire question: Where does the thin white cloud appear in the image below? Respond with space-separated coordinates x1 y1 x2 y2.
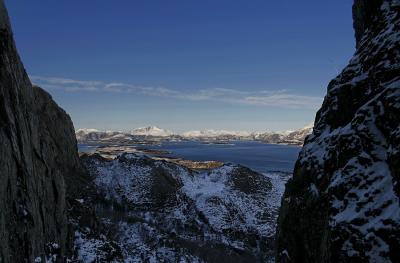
243 94 323 109
30 76 102 86
30 75 323 110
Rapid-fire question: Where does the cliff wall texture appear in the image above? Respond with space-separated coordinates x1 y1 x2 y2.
276 0 400 262
0 1 84 261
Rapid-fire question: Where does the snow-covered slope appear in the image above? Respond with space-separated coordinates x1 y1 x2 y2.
130 126 174 137
182 130 250 138
73 153 289 262
253 125 313 145
76 128 100 134
75 129 123 142
75 126 174 142
276 1 400 262
280 125 313 145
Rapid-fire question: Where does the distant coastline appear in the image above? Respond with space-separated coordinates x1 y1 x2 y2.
76 125 313 146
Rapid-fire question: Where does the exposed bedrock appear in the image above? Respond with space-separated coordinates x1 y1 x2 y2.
276 0 400 262
0 1 86 262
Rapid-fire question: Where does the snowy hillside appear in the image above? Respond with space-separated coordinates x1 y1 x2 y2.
72 153 290 262
182 129 250 138
130 126 174 137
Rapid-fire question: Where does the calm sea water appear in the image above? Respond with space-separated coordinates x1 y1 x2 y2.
79 141 301 173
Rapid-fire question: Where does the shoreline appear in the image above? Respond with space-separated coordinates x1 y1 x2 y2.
80 145 225 170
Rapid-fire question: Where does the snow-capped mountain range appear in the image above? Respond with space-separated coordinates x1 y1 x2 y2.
181 129 252 138
76 125 313 145
130 126 174 137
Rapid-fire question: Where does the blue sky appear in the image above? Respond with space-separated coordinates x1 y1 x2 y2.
6 0 354 132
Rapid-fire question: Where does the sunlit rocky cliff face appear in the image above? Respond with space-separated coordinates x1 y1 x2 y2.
0 1 85 261
276 0 400 262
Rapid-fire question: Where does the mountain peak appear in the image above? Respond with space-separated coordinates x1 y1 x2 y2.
130 126 173 137
76 128 100 133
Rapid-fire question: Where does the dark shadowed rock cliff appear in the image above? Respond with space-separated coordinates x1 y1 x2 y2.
276 0 400 262
0 1 85 262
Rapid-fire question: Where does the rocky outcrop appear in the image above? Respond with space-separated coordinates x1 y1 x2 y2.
76 153 286 262
0 1 85 262
353 0 384 47
276 0 400 262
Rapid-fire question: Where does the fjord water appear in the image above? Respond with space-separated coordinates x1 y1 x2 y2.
151 141 300 173
79 141 301 173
